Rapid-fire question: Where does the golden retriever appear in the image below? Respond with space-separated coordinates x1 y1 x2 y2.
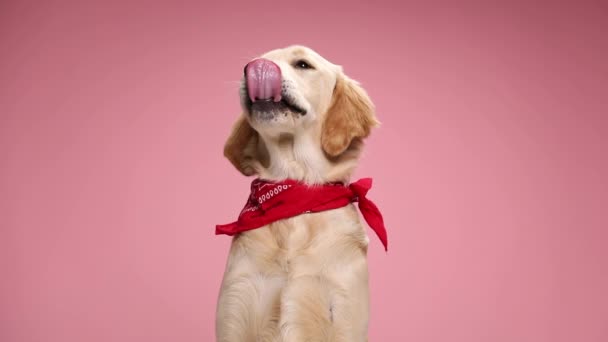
216 45 381 342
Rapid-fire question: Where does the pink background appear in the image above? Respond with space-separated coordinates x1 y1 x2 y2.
1 1 607 341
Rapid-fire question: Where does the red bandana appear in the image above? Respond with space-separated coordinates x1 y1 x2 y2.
216 178 388 251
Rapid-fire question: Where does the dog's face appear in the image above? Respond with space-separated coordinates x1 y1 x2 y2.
225 45 379 183
242 46 340 137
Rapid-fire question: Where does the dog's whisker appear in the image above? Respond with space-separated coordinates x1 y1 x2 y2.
222 80 243 86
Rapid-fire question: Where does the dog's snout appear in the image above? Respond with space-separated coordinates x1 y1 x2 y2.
245 58 282 103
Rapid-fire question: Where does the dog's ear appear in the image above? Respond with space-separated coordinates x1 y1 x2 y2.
321 75 379 157
223 114 260 176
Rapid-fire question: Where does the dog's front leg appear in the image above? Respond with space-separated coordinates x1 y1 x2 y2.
216 233 285 342
279 260 369 342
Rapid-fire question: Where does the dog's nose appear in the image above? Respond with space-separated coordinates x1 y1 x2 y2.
244 58 282 103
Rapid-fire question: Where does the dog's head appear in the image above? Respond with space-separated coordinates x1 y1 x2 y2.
224 45 379 183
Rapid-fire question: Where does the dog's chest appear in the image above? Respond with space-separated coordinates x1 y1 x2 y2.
264 205 368 262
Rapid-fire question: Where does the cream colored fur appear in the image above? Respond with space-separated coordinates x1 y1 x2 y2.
217 45 379 342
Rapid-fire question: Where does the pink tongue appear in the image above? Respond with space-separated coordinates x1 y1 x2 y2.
245 59 282 103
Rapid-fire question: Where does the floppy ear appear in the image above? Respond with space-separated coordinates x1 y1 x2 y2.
223 114 260 176
321 75 379 157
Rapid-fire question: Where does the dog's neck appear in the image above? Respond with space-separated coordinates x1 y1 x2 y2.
255 133 359 185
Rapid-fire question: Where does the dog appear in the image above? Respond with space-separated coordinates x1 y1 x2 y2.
216 45 385 342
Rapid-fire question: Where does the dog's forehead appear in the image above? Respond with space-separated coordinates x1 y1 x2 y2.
261 45 337 69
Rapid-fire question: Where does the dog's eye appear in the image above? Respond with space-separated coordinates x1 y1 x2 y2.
294 60 314 70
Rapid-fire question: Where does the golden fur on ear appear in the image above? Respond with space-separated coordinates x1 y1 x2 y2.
321 76 379 157
223 115 259 176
